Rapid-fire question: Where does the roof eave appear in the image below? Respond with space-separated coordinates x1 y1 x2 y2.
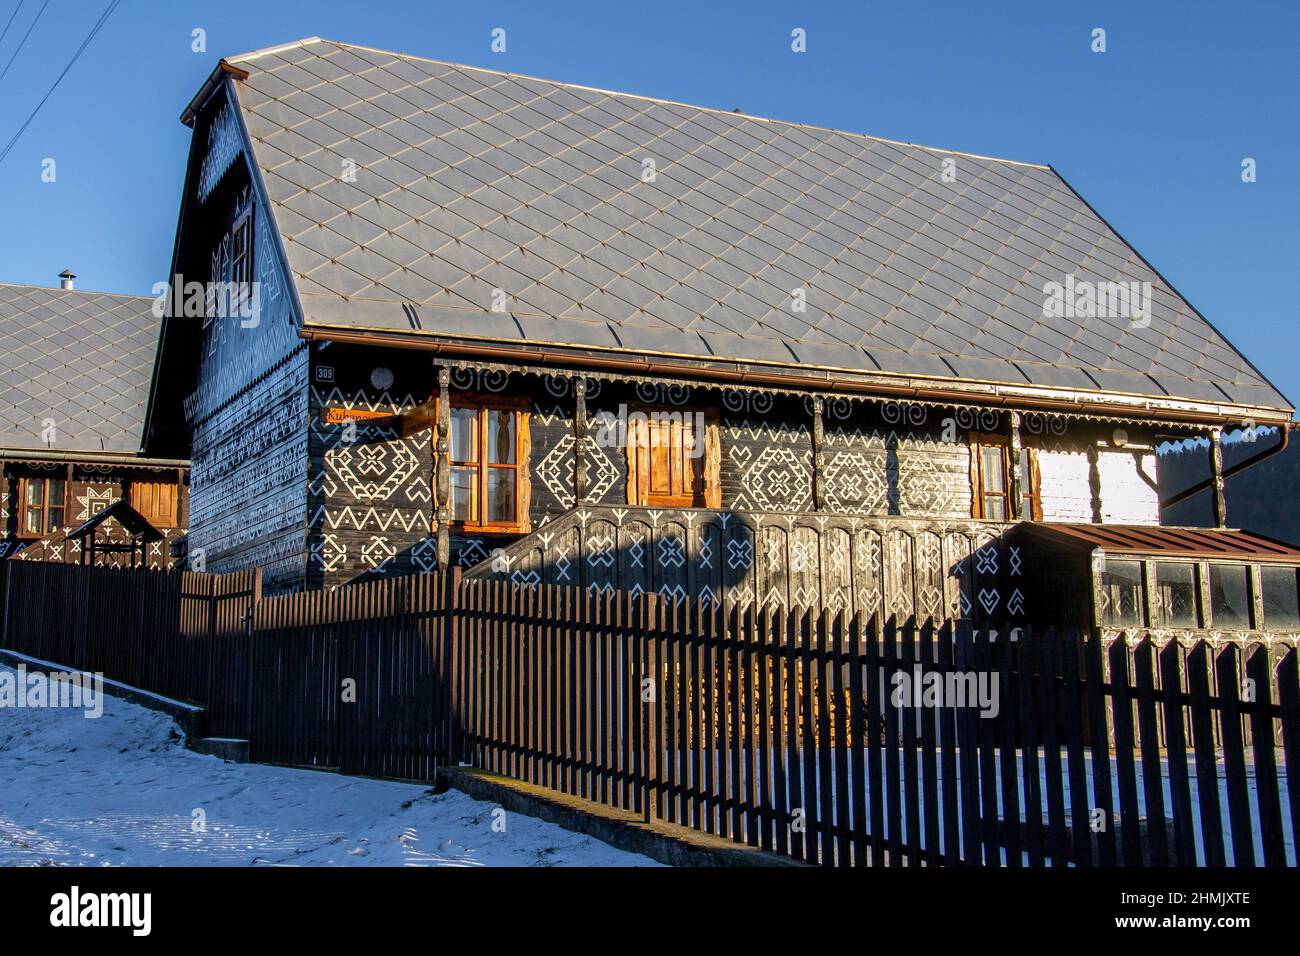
180 60 250 127
297 321 1293 428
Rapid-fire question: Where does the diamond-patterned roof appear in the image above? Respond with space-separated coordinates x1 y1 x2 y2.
0 283 160 453
224 38 1289 413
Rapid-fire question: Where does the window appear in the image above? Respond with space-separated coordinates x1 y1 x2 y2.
1209 563 1251 628
1261 566 1300 628
443 396 528 532
131 481 178 527
18 477 66 537
1097 557 1142 627
1152 561 1198 627
231 210 254 310
626 407 718 508
970 433 1039 520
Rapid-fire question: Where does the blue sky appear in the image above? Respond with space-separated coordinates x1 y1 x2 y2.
0 0 1295 407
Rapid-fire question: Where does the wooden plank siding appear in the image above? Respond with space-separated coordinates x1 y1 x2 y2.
462 505 1027 626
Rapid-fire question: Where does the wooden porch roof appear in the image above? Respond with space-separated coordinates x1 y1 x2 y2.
1016 521 1300 562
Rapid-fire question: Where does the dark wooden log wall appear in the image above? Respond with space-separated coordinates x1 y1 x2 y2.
182 93 310 593
284 357 1159 591
307 344 436 588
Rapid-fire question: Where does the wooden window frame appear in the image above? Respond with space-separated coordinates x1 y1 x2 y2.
16 476 67 539
625 405 721 509
969 432 1041 521
230 208 254 315
437 393 531 535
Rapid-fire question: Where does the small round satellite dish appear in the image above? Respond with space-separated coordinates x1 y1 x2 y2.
370 367 394 390
1111 427 1129 448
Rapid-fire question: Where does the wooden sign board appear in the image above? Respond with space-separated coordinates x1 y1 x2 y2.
321 407 390 425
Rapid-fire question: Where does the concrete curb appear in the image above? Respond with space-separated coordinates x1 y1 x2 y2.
438 765 805 868
0 647 205 738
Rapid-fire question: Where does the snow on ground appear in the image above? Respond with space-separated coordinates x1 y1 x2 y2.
0 666 657 867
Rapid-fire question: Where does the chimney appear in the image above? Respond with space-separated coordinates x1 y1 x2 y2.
58 270 75 291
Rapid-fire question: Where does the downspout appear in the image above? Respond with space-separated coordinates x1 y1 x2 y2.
1159 422 1294 510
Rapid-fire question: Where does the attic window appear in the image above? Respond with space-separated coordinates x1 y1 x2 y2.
230 209 254 311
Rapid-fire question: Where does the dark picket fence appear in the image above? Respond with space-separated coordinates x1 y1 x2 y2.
0 559 1297 867
0 559 259 707
450 579 1299 867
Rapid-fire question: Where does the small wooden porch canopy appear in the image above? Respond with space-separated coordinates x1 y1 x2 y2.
66 498 164 568
1016 522 1300 562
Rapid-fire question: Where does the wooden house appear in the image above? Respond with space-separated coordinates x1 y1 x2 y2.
143 38 1293 625
1 280 189 567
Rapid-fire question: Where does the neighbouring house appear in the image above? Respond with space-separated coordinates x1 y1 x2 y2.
1 279 189 566
143 37 1293 625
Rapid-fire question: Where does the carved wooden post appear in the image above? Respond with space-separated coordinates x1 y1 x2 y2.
811 395 825 511
1209 427 1227 527
573 378 587 505
435 365 451 570
1086 441 1104 524
1008 410 1024 520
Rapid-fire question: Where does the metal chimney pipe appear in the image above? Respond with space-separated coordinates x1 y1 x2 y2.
58 270 75 291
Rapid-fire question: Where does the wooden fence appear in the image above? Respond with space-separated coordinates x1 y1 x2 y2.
0 559 1296 867
450 579 1299 867
0 560 257 707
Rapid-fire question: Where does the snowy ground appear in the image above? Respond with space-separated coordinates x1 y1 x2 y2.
0 666 656 867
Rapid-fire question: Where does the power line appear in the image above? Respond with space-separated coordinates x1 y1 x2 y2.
0 1 25 52
0 0 120 168
0 0 48 86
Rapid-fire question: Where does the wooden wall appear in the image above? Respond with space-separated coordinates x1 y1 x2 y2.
180 89 311 593
465 504 1025 624
1029 418 1161 525
307 344 435 587
299 362 1167 591
0 461 187 567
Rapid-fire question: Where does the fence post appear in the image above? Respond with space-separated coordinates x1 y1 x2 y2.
204 572 218 714
244 567 262 742
0 559 8 649
444 567 462 766
643 592 660 824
